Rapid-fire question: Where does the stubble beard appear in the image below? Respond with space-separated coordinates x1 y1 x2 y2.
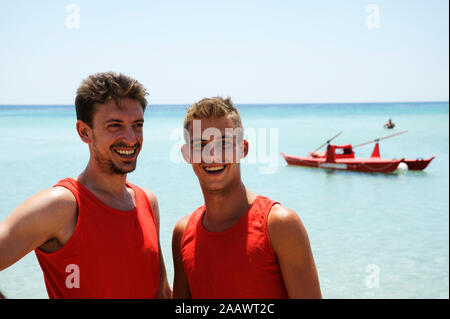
92 143 137 176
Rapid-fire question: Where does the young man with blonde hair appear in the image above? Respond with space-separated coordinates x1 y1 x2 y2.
0 72 171 299
172 97 321 299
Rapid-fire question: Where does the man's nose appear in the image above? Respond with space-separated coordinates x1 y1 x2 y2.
209 142 224 162
122 125 138 145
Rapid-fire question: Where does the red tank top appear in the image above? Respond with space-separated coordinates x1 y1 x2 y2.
181 196 288 299
35 178 160 299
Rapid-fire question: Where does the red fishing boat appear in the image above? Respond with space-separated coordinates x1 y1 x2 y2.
281 131 435 173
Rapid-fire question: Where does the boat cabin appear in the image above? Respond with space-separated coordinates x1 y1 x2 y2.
324 144 355 162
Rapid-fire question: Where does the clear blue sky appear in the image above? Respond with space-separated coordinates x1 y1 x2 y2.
0 0 448 104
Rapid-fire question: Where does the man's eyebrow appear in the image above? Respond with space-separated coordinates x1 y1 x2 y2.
191 138 204 143
103 118 144 123
104 118 124 123
191 135 234 143
222 134 235 139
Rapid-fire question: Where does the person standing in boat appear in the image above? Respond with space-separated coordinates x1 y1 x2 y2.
171 97 322 299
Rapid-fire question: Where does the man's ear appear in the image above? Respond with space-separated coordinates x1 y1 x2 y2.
76 120 92 144
181 144 191 163
240 139 249 159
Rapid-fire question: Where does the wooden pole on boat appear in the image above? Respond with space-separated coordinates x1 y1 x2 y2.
311 131 343 153
353 130 408 148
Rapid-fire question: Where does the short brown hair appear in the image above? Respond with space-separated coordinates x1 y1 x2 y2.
75 71 148 127
183 97 243 141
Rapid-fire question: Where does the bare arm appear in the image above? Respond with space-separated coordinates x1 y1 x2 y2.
143 189 172 299
268 205 322 299
171 215 191 299
0 187 76 271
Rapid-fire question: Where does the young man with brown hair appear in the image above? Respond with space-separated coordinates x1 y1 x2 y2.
0 72 171 299
172 97 321 299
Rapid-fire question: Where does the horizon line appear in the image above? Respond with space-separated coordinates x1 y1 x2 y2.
0 100 448 107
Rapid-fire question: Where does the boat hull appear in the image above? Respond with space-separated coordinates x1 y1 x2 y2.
401 157 435 170
281 153 402 173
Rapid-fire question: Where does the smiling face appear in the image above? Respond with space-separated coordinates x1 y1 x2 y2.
77 98 144 175
182 116 248 192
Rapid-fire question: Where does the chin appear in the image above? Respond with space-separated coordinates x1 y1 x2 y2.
200 181 230 193
108 161 137 175
119 165 137 174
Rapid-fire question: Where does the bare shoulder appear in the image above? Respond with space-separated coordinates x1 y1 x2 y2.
46 186 77 207
138 187 162 233
0 186 77 266
16 187 76 230
11 186 76 220
140 187 157 202
140 188 158 212
172 214 191 249
173 214 190 238
47 186 77 217
267 204 310 250
268 204 302 227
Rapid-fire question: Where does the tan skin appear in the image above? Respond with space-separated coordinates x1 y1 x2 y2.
384 119 395 129
172 117 322 299
0 98 171 298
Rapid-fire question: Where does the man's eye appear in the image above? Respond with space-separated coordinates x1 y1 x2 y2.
222 141 232 147
109 124 121 128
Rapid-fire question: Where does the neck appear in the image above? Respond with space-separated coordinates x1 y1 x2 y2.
77 160 129 198
202 181 257 231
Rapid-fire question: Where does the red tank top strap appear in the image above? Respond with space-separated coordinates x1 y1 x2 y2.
246 196 280 258
53 177 83 201
251 196 280 235
181 205 205 249
126 181 157 226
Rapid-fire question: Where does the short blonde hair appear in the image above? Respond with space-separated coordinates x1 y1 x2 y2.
183 97 243 142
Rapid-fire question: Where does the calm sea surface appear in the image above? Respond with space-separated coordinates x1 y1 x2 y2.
0 102 448 298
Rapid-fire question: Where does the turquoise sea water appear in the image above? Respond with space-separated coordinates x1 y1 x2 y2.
0 102 448 299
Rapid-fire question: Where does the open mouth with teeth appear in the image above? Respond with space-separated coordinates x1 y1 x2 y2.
203 165 227 175
113 148 137 158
